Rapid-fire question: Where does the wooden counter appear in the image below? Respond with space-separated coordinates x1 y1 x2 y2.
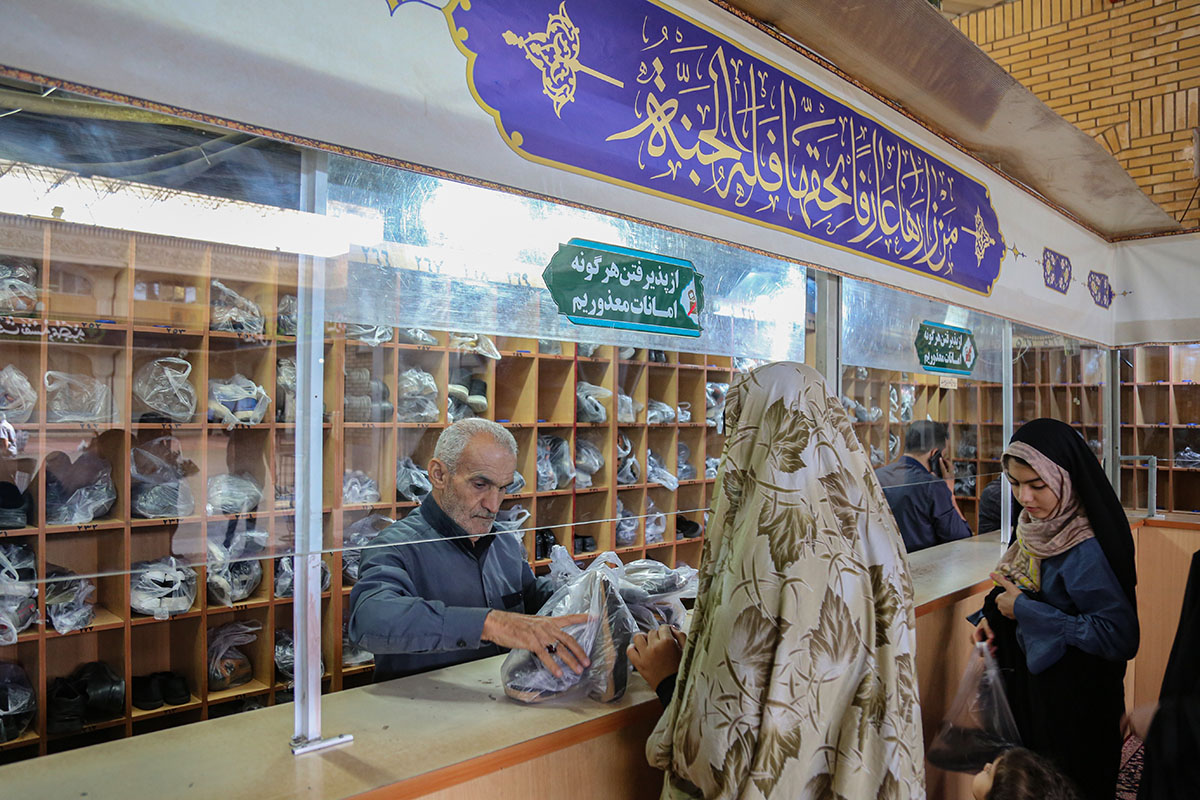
2 522 1193 800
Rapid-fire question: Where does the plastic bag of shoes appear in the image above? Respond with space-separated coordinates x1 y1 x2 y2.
676 401 692 423
0 257 39 316
277 294 298 337
342 470 381 505
575 382 611 423
888 433 901 461
44 451 117 525
0 365 36 424
615 498 638 547
535 442 557 493
618 347 636 360
44 371 113 423
206 540 263 606
534 529 557 560
502 549 636 704
274 555 331 598
396 396 438 422
0 595 36 646
397 328 437 345
210 280 264 334
131 557 197 620
131 436 198 519
275 358 297 423
0 542 36 597
44 564 96 635
133 357 197 423
616 433 640 485
207 620 261 691
207 374 270 429
342 514 394 583
1178 446 1200 467
449 332 501 360
398 367 437 399
206 473 263 515
396 457 432 502
538 339 561 355
675 516 702 540
644 498 666 544
537 435 575 490
870 444 886 467
646 399 675 425
345 324 392 345
505 469 526 495
493 505 531 535
704 456 720 479
578 343 600 358
575 438 605 490
677 441 696 481
0 662 35 743
647 450 678 491
617 392 642 424
274 628 324 686
448 396 475 423
705 382 729 433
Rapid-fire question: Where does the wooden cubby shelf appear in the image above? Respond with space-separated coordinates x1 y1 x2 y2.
0 212 745 763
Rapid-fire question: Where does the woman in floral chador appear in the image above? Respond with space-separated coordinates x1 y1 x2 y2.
644 362 925 799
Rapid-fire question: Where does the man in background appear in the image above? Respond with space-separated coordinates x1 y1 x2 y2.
876 420 972 552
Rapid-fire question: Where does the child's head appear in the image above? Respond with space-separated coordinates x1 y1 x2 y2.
972 748 1079 800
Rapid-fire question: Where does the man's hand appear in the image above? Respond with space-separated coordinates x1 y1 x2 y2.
481 610 590 679
990 572 1023 619
627 626 686 691
971 617 996 657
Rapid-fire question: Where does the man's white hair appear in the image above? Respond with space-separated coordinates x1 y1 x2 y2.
433 418 518 473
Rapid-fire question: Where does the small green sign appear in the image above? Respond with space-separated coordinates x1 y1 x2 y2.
542 239 704 337
915 321 977 375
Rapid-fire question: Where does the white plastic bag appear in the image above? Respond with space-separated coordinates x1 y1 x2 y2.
207 374 270 429
647 399 676 425
133 357 197 423
130 436 197 519
206 473 263 515
130 557 197 620
342 470 381 505
502 547 636 704
0 365 35 424
207 620 261 691
617 392 643 423
616 433 640 485
537 435 575 490
575 382 612 423
926 642 1023 773
575 438 605 489
396 458 432 502
44 372 113 423
210 279 264 334
644 497 666 544
647 450 679 491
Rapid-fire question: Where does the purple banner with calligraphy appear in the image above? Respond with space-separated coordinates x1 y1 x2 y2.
428 0 1005 294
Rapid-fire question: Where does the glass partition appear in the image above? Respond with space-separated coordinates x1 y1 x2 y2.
841 278 1006 539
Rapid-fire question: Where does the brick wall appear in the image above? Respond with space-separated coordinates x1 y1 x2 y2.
954 0 1200 229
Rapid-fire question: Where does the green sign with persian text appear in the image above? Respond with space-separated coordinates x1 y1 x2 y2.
915 321 977 375
542 239 704 337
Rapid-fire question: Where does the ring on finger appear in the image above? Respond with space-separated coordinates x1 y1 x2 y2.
545 642 558 654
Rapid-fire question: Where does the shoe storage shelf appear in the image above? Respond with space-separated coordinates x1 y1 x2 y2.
1117 344 1200 513
0 214 738 761
842 345 1108 536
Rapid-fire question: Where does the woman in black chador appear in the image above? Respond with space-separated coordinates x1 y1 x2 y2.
972 418 1139 800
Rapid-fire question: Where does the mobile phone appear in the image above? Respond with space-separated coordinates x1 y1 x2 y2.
930 449 944 477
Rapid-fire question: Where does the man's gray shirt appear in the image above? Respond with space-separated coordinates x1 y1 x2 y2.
347 495 552 682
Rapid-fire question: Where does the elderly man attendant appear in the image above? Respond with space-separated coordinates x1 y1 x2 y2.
348 419 588 682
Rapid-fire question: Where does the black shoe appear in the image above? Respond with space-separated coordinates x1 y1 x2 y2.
46 677 86 735
156 671 190 705
676 518 701 539
131 675 163 711
71 661 125 720
466 377 488 413
535 530 556 560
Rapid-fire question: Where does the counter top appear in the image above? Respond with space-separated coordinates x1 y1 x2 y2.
0 656 659 800
908 531 1004 614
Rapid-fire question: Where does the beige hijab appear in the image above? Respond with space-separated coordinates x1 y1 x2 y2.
646 362 925 799
996 441 1095 593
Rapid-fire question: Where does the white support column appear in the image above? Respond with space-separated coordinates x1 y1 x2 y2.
292 148 351 755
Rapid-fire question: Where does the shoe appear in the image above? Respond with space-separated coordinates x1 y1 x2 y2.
535 530 556 560
466 377 488 413
676 518 701 539
46 677 86 734
447 370 470 404
156 671 190 705
71 661 125 720
132 675 163 711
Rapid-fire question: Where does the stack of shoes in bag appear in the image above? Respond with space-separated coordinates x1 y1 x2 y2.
344 360 392 423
